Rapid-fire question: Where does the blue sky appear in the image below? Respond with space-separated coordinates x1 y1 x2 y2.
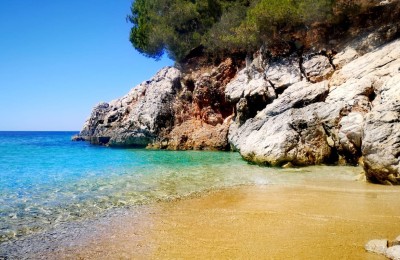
0 0 173 131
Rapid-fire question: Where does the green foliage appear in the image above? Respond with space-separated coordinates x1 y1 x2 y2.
204 2 254 52
129 0 352 61
129 0 227 61
238 0 335 47
129 0 164 59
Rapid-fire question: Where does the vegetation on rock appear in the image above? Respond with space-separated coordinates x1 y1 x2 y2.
128 0 363 61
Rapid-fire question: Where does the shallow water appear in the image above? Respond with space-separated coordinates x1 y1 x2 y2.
0 131 361 243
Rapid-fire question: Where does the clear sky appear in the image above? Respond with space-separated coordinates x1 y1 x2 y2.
0 0 173 131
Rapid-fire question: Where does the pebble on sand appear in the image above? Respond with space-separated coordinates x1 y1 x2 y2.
386 246 400 260
365 239 388 255
365 236 400 260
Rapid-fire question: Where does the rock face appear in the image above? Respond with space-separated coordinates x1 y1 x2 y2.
74 59 237 150
264 56 302 90
226 36 400 183
73 67 182 147
229 102 337 166
302 55 334 83
159 118 231 150
75 16 400 184
151 58 237 150
363 74 400 184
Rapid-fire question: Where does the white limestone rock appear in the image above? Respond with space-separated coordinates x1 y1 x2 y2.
265 56 302 91
386 246 400 260
362 74 400 184
365 239 388 255
302 55 334 82
230 103 337 166
333 47 359 69
75 67 182 147
259 80 329 117
225 69 249 102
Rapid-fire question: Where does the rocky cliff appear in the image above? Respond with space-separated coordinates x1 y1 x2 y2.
74 58 239 150
74 2 400 185
74 67 182 147
228 37 400 185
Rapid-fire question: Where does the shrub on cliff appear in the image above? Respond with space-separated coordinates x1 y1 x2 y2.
128 0 361 62
203 0 335 53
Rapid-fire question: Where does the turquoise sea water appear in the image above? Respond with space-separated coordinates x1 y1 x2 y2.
0 131 360 243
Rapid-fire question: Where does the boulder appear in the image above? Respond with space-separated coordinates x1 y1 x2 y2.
230 103 338 166
228 78 335 166
365 237 400 259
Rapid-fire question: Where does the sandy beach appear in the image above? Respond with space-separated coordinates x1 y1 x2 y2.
13 177 396 260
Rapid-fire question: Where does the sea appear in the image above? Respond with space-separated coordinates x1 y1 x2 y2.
0 131 361 244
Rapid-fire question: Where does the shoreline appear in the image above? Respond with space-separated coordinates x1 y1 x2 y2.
2 177 400 259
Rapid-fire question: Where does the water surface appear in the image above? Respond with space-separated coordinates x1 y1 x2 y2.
0 131 361 243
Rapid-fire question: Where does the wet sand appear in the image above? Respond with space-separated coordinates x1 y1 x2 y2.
23 178 398 260
1 176 400 259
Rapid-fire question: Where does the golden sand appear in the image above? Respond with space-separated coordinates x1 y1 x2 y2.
52 179 400 259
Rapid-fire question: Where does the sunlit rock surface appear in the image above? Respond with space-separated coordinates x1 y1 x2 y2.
75 29 400 184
